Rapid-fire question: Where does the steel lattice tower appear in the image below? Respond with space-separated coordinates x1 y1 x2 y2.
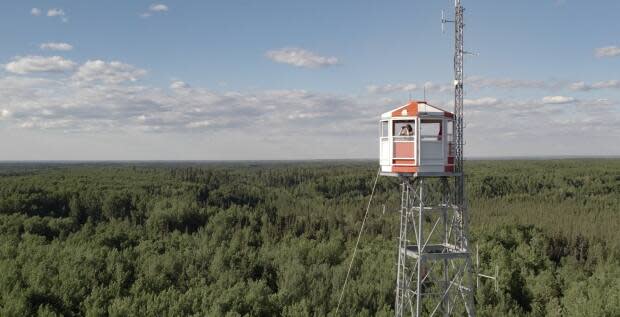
393 1 475 316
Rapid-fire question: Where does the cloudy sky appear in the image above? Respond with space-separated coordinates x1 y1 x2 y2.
0 1 618 160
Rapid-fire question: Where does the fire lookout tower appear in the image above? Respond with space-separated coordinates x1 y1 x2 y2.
379 1 475 316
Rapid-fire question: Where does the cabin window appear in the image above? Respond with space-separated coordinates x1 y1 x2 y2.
393 121 415 138
420 120 442 141
447 121 454 141
381 121 389 138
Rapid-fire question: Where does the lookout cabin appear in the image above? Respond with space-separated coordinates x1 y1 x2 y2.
380 101 455 176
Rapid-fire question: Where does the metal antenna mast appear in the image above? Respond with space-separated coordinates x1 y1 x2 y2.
442 0 469 258
392 1 475 316
451 1 476 314
443 0 465 179
453 0 465 206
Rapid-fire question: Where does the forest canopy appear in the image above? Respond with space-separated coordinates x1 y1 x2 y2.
0 159 618 316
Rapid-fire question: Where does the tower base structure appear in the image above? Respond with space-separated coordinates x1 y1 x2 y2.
394 176 475 317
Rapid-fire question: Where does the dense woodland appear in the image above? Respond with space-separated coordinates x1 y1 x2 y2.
0 159 618 316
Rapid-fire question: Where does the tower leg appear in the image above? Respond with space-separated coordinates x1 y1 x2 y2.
395 178 410 317
415 178 424 317
441 177 450 317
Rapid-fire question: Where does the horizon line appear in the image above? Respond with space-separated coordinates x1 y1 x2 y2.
0 155 619 164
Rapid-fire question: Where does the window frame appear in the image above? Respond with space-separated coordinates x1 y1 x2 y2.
393 119 416 139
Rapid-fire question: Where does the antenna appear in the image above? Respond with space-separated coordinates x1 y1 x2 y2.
441 10 445 33
465 51 480 57
441 9 454 35
423 85 426 101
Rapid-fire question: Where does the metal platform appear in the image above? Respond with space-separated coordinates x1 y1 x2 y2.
405 244 470 260
380 171 462 178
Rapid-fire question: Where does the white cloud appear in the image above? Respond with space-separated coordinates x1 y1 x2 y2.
265 47 339 69
45 8 68 22
5 56 76 74
569 81 589 91
0 58 617 159
186 120 211 128
367 81 451 95
570 80 620 91
26 7 69 22
367 76 583 96
595 46 620 58
422 81 452 93
462 95 620 157
464 97 501 107
0 109 10 118
72 60 147 84
541 96 576 104
40 42 73 51
0 70 368 135
47 8 65 17
367 83 417 94
141 3 169 18
466 76 550 90
150 4 169 12
170 80 190 89
591 80 620 89
19 119 74 130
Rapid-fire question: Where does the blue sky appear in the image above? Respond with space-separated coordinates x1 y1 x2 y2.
0 1 618 160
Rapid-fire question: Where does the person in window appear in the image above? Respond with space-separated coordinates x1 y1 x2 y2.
399 124 414 136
